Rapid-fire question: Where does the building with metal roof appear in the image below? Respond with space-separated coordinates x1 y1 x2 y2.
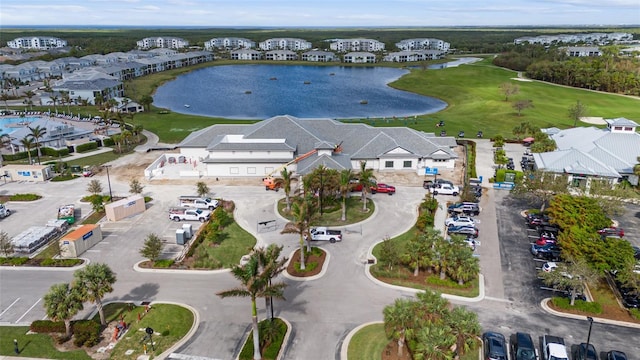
534 117 640 186
175 115 458 178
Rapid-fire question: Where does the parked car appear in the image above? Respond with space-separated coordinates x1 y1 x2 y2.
633 245 640 260
536 234 557 246
448 225 479 238
606 351 628 360
371 183 396 195
447 202 480 215
573 343 598 360
526 213 551 228
445 215 476 228
429 183 460 196
482 332 508 360
510 332 537 360
530 243 561 260
597 227 624 238
542 262 558 272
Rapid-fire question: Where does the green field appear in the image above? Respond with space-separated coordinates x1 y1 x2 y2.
0 326 92 359
347 323 388 360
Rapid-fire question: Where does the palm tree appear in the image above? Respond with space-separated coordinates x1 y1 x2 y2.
274 168 294 212
43 283 84 338
446 307 480 356
217 247 287 360
60 90 71 113
255 244 288 321
358 161 375 211
132 124 143 143
24 90 35 110
19 136 35 164
73 263 117 326
338 169 353 221
411 323 456 360
280 196 315 269
383 298 416 357
0 92 10 111
48 94 59 113
28 125 47 164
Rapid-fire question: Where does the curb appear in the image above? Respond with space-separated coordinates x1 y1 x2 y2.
133 260 231 274
281 247 331 282
540 298 640 329
339 321 383 360
156 302 200 360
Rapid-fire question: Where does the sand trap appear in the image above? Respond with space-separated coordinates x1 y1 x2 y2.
511 78 532 82
580 117 607 125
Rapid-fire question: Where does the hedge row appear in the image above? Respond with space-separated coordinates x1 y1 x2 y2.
75 142 98 153
495 168 524 183
29 319 101 347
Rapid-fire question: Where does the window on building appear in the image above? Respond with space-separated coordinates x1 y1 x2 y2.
385 161 394 168
247 167 256 174
230 167 239 175
614 126 623 130
403 160 412 168
624 127 633 131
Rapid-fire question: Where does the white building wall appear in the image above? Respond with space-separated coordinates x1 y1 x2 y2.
209 150 293 159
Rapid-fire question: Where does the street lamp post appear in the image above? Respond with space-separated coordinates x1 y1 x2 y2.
585 316 594 353
102 165 113 202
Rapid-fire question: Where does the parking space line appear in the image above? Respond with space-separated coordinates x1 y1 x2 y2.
16 298 41 323
0 298 20 318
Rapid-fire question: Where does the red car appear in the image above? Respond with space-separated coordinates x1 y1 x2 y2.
371 183 396 195
598 227 624 238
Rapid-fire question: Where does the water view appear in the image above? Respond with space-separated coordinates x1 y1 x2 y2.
153 65 448 119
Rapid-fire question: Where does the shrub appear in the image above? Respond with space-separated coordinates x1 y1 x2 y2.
2 149 36 161
551 297 603 314
153 259 174 268
102 137 115 147
144 196 153 203
495 169 524 183
212 207 234 228
75 142 98 153
51 174 77 182
41 147 70 157
30 320 65 333
72 320 101 347
0 257 30 266
294 261 318 272
40 258 82 267
9 193 42 201
630 308 640 320
426 275 474 288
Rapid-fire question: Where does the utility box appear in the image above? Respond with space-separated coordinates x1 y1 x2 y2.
59 224 103 258
182 224 193 239
176 229 186 245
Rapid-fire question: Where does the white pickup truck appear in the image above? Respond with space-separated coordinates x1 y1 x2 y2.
169 207 212 222
179 196 219 210
308 227 342 243
542 335 569 360
428 183 460 196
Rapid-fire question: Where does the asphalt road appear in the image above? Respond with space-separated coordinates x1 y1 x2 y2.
1 143 639 359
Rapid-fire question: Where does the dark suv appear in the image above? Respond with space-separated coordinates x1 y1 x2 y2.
574 343 598 360
510 332 536 360
448 202 480 216
482 332 508 360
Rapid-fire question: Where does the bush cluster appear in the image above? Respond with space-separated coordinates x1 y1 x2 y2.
0 257 30 265
415 196 438 231
72 320 101 347
185 206 233 257
495 168 524 183
40 258 82 267
551 297 603 314
9 193 42 201
102 137 115 147
30 320 66 333
75 142 98 153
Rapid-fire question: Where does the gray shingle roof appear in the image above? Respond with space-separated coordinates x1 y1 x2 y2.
534 149 621 177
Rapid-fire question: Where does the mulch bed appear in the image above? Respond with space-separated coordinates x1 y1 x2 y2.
381 340 413 360
286 248 326 277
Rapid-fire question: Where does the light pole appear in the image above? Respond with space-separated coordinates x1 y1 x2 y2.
102 165 113 202
585 316 594 353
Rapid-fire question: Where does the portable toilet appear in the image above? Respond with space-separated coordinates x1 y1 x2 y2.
176 229 186 245
182 224 193 239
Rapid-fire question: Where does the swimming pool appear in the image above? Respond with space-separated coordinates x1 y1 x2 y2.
0 117 43 135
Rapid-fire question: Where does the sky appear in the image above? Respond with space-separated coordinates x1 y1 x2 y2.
0 0 638 27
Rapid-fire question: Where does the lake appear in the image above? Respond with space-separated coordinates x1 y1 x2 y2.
152 65 447 119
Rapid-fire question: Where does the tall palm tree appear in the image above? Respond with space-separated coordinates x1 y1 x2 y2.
24 90 36 110
0 92 10 111
274 168 294 212
73 263 117 326
280 196 316 269
48 94 59 113
255 244 288 320
217 247 287 360
383 298 416 357
446 307 480 356
28 125 47 164
43 283 84 338
60 90 71 113
358 161 375 211
338 169 353 221
133 124 143 143
19 136 35 165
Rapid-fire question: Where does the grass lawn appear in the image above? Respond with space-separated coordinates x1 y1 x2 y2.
347 323 388 360
189 221 256 269
0 326 91 359
370 227 480 298
387 57 640 139
238 318 287 360
100 303 194 359
277 196 375 226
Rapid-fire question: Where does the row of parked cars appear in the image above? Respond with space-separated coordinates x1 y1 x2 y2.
423 177 483 200
445 201 482 250
483 331 628 360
